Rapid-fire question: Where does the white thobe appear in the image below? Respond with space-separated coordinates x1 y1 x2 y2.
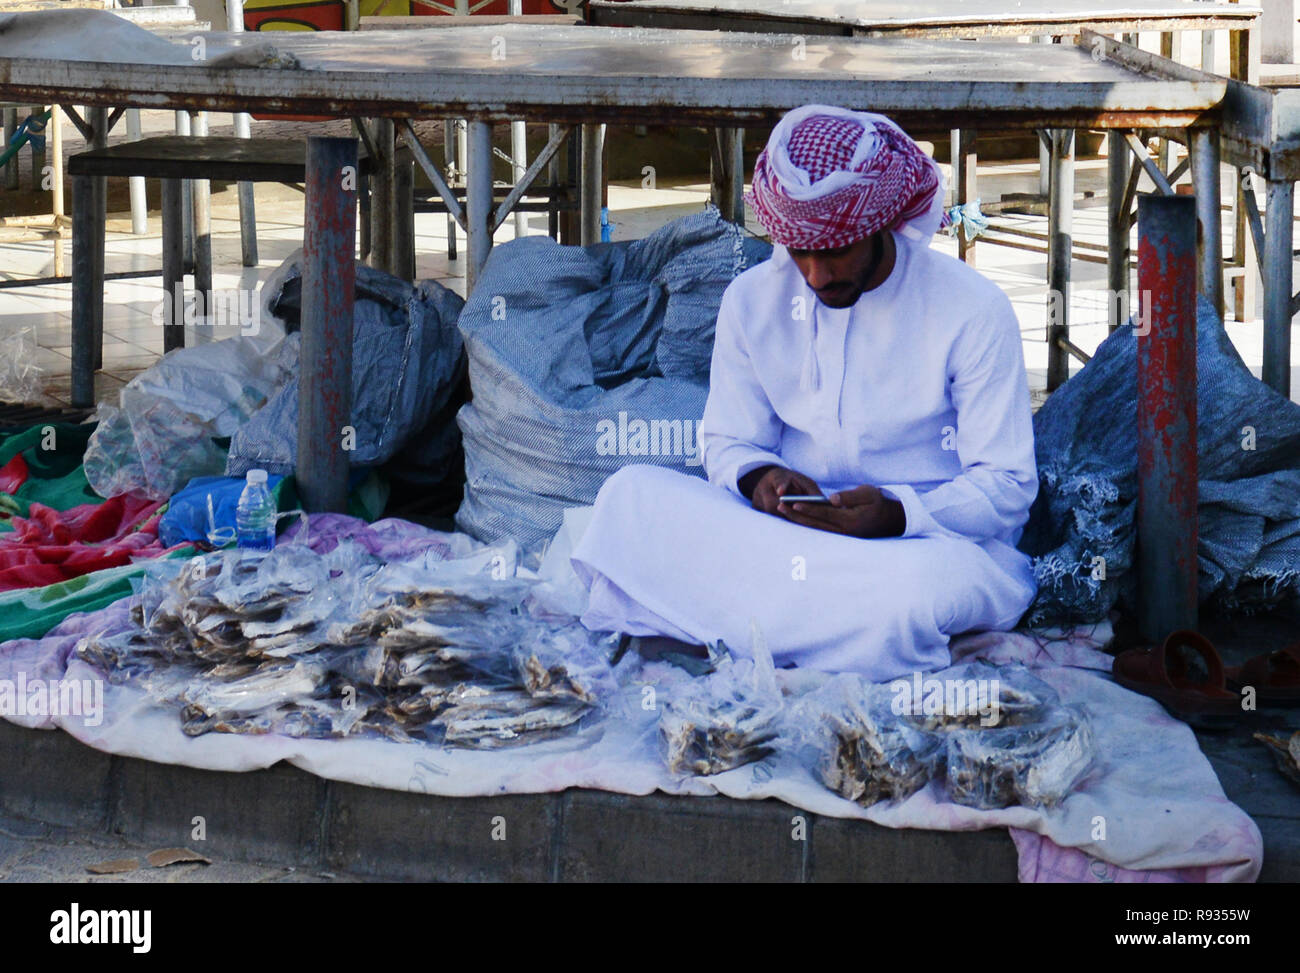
570 232 1039 680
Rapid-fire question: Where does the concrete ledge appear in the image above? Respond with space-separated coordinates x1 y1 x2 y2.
112 759 328 869
0 720 1025 882
0 724 113 831
557 790 808 882
327 786 557 882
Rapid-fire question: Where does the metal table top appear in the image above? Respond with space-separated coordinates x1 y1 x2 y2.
589 0 1261 36
0 10 1228 129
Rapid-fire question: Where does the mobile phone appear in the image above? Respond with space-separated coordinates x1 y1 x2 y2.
780 494 831 504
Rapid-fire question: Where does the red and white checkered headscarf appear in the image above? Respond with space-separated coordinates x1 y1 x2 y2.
746 105 946 250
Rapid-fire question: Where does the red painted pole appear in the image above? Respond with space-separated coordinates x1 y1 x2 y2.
298 136 358 514
1136 194 1199 643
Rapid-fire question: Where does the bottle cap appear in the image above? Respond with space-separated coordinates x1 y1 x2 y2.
247 469 268 485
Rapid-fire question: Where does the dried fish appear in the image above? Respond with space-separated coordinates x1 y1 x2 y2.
658 654 783 777
818 701 934 806
794 674 938 806
81 543 616 746
661 703 778 776
441 697 589 748
180 661 328 721
899 663 1056 733
944 705 1095 810
1254 731 1300 789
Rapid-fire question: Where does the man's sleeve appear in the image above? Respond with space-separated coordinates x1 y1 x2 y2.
880 292 1038 543
699 286 787 496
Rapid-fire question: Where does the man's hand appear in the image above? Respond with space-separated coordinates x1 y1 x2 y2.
778 484 906 539
743 465 824 516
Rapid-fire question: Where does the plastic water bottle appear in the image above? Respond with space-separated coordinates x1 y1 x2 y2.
235 469 276 552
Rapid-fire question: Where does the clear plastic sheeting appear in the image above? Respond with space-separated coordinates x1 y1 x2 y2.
83 326 292 501
1019 296 1300 623
0 326 45 404
454 205 771 554
226 252 466 488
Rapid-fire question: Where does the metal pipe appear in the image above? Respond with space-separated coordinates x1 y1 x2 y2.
723 126 744 225
1055 335 1092 365
1190 127 1223 320
511 119 528 238
465 119 494 292
70 173 96 408
89 106 106 372
161 177 185 353
581 122 603 245
509 0 526 238
456 114 467 243
1136 194 1199 643
3 109 17 191
394 151 414 281
548 122 560 241
358 170 371 261
1263 178 1294 396
175 109 194 271
1037 36 1051 197
226 0 258 267
28 105 45 195
444 118 457 260
953 128 978 265
369 117 395 272
1046 129 1074 392
50 104 64 277
191 111 213 341
1232 168 1256 324
298 136 358 515
1107 130 1131 332
126 109 147 235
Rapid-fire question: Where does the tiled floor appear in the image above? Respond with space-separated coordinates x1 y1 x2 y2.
1 140 1299 409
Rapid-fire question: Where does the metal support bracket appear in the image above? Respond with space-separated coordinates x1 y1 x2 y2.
1124 132 1176 196
490 124 571 234
1241 179 1267 276
398 118 466 231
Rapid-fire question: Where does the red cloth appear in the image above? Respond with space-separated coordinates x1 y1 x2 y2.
0 493 169 592
0 453 28 495
746 110 942 250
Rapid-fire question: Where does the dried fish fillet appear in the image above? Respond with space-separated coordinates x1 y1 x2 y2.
441 698 589 748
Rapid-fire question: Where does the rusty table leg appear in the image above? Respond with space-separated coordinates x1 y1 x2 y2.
1263 178 1294 397
952 128 977 266
297 136 357 515
580 122 604 246
1046 129 1073 392
465 119 494 293
1107 129 1131 331
1136 194 1199 643
161 177 185 354
1190 127 1223 321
